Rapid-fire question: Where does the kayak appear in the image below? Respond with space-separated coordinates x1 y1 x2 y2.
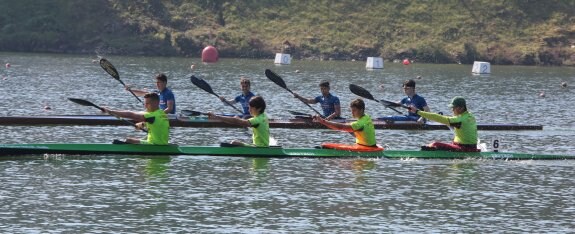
0 143 572 160
0 143 385 158
0 115 543 131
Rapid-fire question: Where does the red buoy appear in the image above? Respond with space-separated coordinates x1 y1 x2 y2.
402 59 410 65
201 46 219 63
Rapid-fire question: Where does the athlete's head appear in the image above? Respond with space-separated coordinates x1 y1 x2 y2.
248 96 266 114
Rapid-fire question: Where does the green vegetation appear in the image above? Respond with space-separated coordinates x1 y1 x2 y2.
0 0 574 65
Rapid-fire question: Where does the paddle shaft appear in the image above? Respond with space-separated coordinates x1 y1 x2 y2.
348 84 402 114
99 58 143 104
264 69 324 117
190 75 244 114
68 98 147 133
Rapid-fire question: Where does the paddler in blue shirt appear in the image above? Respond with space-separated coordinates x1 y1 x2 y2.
127 73 177 114
293 80 341 120
380 79 430 124
103 93 170 145
314 98 377 147
219 77 255 118
208 96 269 147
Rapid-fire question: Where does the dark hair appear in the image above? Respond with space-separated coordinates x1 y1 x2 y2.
350 98 365 110
403 79 415 88
240 77 251 85
144 92 160 102
155 73 168 83
319 80 330 88
249 96 266 113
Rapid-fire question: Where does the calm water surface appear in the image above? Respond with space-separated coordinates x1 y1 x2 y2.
0 53 574 232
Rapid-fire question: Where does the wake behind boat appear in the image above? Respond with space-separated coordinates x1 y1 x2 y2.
0 115 543 131
0 143 572 160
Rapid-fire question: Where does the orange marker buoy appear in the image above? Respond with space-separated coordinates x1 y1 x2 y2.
201 46 219 63
402 59 410 65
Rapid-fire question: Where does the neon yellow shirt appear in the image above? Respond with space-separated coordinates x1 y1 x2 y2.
350 114 377 146
417 110 477 144
142 109 170 145
248 113 269 147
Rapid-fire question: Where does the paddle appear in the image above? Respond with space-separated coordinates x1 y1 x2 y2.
287 110 312 117
99 58 143 104
181 110 208 116
264 69 324 117
68 98 148 133
348 84 403 114
190 75 244 114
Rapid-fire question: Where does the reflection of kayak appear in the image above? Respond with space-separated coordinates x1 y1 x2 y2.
0 115 542 131
0 143 572 160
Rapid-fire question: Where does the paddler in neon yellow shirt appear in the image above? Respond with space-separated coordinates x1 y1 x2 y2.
208 96 269 147
408 96 478 152
314 98 377 147
103 93 170 145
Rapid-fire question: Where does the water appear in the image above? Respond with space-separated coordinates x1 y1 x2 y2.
0 53 574 232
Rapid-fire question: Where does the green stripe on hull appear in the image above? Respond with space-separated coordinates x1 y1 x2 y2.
0 144 385 158
0 144 572 160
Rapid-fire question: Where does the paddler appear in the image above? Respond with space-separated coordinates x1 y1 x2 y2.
293 80 341 120
218 76 255 118
103 92 170 145
408 96 478 152
127 73 177 114
314 98 377 147
380 79 430 124
208 96 269 147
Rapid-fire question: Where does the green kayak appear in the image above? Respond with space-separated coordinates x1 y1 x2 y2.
0 143 572 160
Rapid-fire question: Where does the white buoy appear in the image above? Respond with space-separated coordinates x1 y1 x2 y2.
274 53 291 65
366 57 383 69
472 61 491 74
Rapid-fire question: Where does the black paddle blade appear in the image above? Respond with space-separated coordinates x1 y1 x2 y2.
99 58 120 80
68 98 98 108
349 84 376 101
265 69 289 91
190 75 216 95
181 109 206 116
287 110 312 117
379 99 402 107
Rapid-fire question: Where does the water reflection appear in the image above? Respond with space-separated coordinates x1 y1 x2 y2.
143 156 171 180
1 53 575 232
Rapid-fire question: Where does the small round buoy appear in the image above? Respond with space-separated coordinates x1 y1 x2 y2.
5 63 10 69
402 59 410 65
560 81 567 88
295 70 300 73
190 64 196 70
201 46 219 63
539 91 545 97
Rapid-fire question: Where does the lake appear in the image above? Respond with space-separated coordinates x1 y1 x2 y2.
0 52 573 232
